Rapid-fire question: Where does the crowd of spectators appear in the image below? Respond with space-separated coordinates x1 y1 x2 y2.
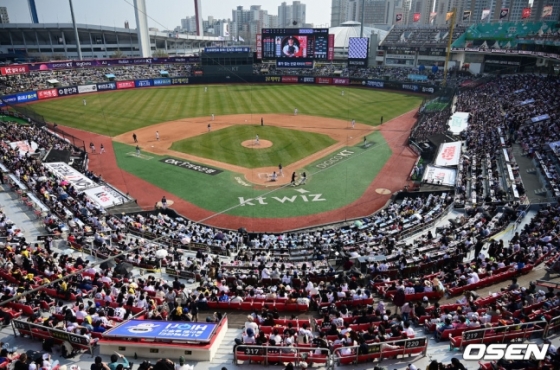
1 73 560 369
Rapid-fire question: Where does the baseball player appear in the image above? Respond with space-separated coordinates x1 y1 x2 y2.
294 108 298 116
83 99 87 106
255 134 260 145
204 87 208 93
156 131 159 141
211 114 215 121
136 145 140 156
341 91 345 96
278 164 283 176
351 119 355 129
100 143 105 154
208 124 211 132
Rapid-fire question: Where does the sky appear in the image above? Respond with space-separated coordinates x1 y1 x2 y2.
3 0 332 30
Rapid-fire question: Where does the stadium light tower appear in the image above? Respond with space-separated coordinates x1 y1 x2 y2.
28 0 39 23
133 0 151 57
194 0 203 36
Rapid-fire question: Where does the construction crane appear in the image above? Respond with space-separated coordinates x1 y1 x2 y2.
28 0 39 23
443 8 456 87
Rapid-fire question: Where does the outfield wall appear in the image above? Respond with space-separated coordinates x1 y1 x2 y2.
0 75 438 107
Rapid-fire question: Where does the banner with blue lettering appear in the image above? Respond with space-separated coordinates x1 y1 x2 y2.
0 95 18 105
15 92 38 103
153 78 172 86
135 79 153 88
103 320 217 342
96 82 117 91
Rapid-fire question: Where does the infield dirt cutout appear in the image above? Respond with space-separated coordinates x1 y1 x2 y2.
241 139 273 149
114 114 376 186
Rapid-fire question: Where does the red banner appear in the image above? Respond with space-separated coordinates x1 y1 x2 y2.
116 81 135 89
522 7 531 18
37 89 59 100
256 34 262 59
316 77 332 85
327 34 335 61
413 13 421 22
281 76 298 83
332 78 349 85
1 65 29 75
194 71 203 76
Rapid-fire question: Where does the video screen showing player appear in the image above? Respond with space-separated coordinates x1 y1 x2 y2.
281 36 307 58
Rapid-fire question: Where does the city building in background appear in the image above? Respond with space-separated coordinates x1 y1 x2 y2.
0 6 10 24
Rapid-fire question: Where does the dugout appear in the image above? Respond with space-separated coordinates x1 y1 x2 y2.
201 47 253 77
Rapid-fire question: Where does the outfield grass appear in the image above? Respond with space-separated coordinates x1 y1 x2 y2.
29 85 423 136
113 130 391 218
170 125 336 168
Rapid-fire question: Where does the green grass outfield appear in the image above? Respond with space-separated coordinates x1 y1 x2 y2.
30 85 423 136
170 125 336 168
114 130 391 218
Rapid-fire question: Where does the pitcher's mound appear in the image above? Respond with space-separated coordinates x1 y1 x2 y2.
241 139 273 149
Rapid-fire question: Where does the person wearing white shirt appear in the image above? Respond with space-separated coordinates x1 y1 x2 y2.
261 268 270 279
244 316 259 335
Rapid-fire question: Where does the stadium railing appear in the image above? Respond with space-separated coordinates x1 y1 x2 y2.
333 337 428 365
234 344 333 366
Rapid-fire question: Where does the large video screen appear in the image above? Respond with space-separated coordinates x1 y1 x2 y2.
261 28 331 60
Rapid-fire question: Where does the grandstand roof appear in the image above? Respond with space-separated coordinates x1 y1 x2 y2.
329 21 388 48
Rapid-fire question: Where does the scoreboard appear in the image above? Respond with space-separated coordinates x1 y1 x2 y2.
260 28 334 66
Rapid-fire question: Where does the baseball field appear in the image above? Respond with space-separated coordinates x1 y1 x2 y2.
30 84 422 231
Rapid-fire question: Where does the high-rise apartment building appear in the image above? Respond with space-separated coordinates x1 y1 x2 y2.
278 1 307 27
0 7 9 24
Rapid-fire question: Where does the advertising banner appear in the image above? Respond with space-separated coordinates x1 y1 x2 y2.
332 78 349 85
135 79 153 88
84 186 126 208
96 82 117 91
264 76 281 83
281 76 298 83
434 142 462 167
542 5 553 17
422 165 457 186
0 95 17 105
44 162 97 191
116 81 135 89
1 65 29 75
522 7 531 18
401 84 420 92
77 84 98 94
103 320 217 342
16 92 38 103
204 47 251 53
256 34 262 59
316 77 332 84
159 158 222 176
396 13 403 22
171 78 189 85
153 78 172 86
37 89 59 100
364 80 385 89
328 34 335 61
57 86 79 96
20 57 199 72
299 76 315 83
413 13 421 22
